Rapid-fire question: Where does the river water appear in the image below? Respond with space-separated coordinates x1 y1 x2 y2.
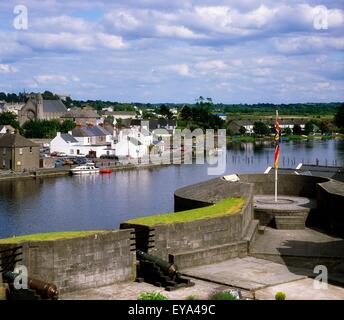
0 139 343 238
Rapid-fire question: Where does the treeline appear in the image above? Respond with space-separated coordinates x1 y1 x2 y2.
1 91 342 116
221 103 341 115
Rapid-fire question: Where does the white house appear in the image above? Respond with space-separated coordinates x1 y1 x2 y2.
50 125 115 158
112 128 153 158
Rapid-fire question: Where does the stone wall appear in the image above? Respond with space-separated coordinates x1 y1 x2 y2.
238 173 344 235
122 177 255 268
0 229 136 294
238 173 329 198
317 180 344 236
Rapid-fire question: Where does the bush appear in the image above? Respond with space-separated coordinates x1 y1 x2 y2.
275 292 286 300
137 292 168 300
185 295 199 300
209 292 237 300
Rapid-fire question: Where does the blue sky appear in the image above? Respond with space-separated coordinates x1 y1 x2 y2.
0 0 343 103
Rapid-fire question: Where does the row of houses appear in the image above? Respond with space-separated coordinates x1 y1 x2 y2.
50 118 177 159
0 117 175 171
0 93 145 126
228 119 312 134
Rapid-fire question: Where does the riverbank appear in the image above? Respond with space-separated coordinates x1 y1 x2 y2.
227 134 344 143
0 161 174 182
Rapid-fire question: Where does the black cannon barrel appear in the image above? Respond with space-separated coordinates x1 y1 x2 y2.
3 271 58 300
136 250 178 278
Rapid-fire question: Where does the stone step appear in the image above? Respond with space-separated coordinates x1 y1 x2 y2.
170 241 248 270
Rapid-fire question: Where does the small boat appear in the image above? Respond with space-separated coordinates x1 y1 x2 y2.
70 163 100 175
99 169 113 174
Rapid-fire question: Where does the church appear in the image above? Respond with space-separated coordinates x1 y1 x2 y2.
18 93 68 125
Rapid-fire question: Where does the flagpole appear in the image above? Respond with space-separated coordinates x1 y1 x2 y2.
275 110 278 203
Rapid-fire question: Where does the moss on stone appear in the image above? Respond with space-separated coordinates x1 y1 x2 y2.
0 230 108 244
125 197 244 226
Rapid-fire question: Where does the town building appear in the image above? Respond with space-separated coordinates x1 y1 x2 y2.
0 132 40 171
18 93 68 125
50 125 115 158
61 107 100 126
103 111 137 121
0 102 25 115
0 125 15 135
112 127 153 158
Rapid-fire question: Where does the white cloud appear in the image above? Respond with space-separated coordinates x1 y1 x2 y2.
34 74 80 85
97 33 127 49
155 25 203 39
274 35 344 54
0 64 17 73
166 64 192 76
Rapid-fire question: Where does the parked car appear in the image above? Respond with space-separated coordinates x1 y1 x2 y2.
100 155 119 160
51 151 67 157
55 159 64 168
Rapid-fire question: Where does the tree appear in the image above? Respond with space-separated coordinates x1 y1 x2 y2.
159 105 173 119
23 119 61 138
60 120 76 133
293 124 302 135
304 121 314 135
318 120 331 134
284 127 292 135
239 126 246 135
0 111 21 130
334 104 344 129
42 91 59 100
253 121 270 135
179 105 192 120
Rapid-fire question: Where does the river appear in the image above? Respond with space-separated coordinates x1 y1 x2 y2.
0 139 343 238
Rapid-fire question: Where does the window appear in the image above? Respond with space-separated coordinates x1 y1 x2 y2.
2 148 5 155
70 149 74 154
19 148 23 155
2 160 5 167
29 147 32 153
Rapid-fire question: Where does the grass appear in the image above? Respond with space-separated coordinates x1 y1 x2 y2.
137 292 168 300
209 292 237 300
125 197 244 226
228 135 256 142
0 230 108 244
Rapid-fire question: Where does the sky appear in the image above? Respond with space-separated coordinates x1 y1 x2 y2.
0 0 343 103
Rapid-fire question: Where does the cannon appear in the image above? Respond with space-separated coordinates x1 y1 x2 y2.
136 250 179 279
3 271 59 300
136 250 194 291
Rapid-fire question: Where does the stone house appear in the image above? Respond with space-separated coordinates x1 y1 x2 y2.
18 93 68 125
0 132 40 171
61 107 100 126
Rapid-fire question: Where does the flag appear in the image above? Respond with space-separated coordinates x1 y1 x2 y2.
274 111 281 169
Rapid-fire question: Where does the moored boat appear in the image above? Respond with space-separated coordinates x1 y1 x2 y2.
70 163 100 175
99 169 113 174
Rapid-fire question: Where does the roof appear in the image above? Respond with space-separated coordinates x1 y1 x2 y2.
61 133 78 143
144 119 177 130
62 107 99 119
0 125 15 132
103 111 136 117
72 125 111 137
0 133 39 148
43 100 68 113
112 111 136 116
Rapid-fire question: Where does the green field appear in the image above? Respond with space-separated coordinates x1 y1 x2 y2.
125 197 244 226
